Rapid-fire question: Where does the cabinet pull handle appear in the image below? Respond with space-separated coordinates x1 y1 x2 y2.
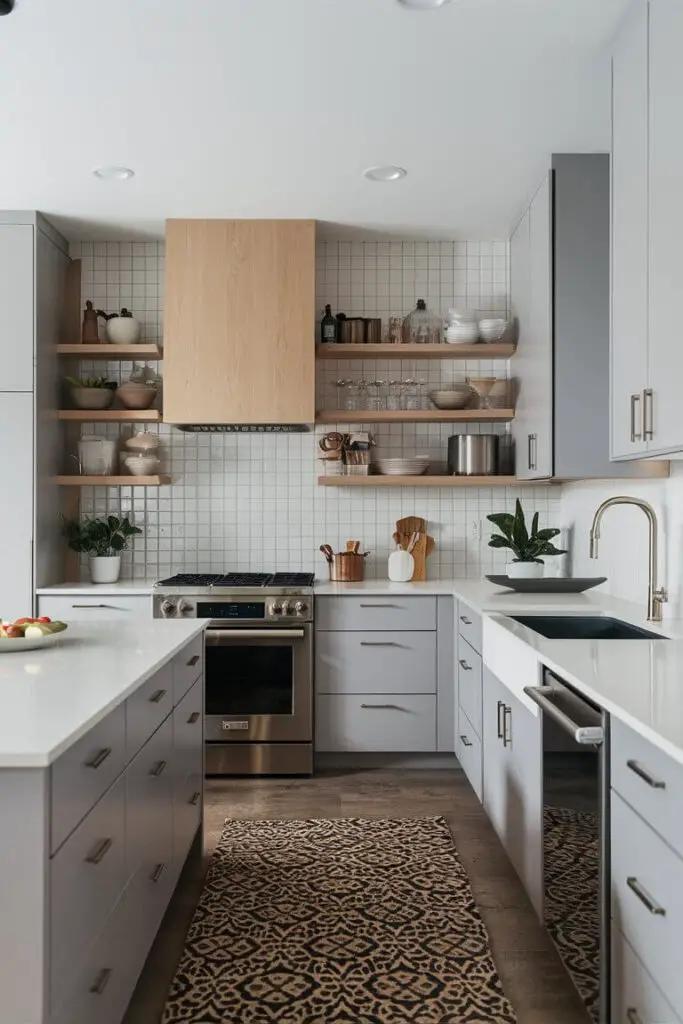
150 862 166 884
630 394 642 442
460 734 473 747
626 759 665 789
187 711 201 724
187 654 200 666
85 837 113 865
149 688 168 704
85 747 112 770
626 1009 644 1024
360 641 397 647
497 700 504 739
460 615 473 625
530 433 538 471
71 603 117 609
359 603 399 608
188 791 201 806
626 876 666 916
643 388 654 440
527 433 532 470
360 703 403 710
89 968 112 996
502 705 512 747
149 760 168 778
459 659 472 671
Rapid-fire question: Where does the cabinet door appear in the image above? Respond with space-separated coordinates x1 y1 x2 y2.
646 0 683 456
0 223 34 391
163 219 316 424
0 392 33 618
611 0 650 459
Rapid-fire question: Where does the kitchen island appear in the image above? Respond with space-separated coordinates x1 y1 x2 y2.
0 619 205 1024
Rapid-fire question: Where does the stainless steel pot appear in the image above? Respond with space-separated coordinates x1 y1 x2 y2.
448 434 499 476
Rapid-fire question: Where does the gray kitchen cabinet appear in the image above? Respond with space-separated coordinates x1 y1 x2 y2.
457 638 482 739
316 630 437 695
0 391 35 619
482 666 543 917
316 694 437 753
172 677 204 870
611 928 682 1024
457 708 482 801
38 594 153 622
0 222 35 391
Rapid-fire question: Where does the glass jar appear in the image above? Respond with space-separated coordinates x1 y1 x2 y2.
365 380 384 411
387 381 403 411
401 299 443 345
403 379 421 411
343 381 361 411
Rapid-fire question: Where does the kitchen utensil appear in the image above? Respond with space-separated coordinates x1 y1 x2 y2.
77 436 117 476
118 382 157 410
339 318 366 345
329 552 367 582
320 544 334 564
498 431 515 475
388 548 414 582
466 376 497 409
365 318 382 344
124 453 160 476
70 386 115 410
319 431 344 453
407 531 420 553
486 575 607 594
346 540 361 553
428 387 474 410
448 434 499 476
401 299 442 344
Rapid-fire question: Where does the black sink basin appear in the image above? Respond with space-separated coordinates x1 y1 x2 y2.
509 615 667 641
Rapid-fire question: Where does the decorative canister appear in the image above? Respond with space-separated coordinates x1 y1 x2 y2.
388 548 414 582
105 309 142 344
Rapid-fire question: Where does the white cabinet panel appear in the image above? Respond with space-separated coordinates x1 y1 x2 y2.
0 392 33 618
457 707 482 801
457 639 482 739
316 694 437 753
38 594 152 621
611 0 650 459
0 223 34 391
612 927 682 1024
457 601 482 653
316 596 437 632
316 630 436 695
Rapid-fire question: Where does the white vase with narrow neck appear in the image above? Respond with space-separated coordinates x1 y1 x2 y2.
506 561 544 579
89 555 122 584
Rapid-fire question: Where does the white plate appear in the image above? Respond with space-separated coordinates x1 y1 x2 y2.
0 632 65 653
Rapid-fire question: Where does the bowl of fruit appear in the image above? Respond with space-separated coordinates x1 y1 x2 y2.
0 617 68 652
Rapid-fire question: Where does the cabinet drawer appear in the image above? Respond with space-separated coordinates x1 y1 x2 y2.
50 775 127 1011
612 927 682 1024
315 694 436 752
173 768 203 868
611 790 683 1017
458 638 482 738
457 601 482 653
173 633 204 704
50 893 138 1024
316 630 436 695
458 707 482 801
126 716 173 885
51 703 126 854
316 596 436 632
612 717 683 858
126 663 173 758
173 676 204 781
38 594 151 621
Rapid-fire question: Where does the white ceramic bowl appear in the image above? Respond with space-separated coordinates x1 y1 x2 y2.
125 454 160 476
447 308 478 322
0 631 66 653
445 327 480 344
118 383 158 410
428 387 474 410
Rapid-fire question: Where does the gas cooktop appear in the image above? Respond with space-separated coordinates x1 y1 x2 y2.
155 572 315 589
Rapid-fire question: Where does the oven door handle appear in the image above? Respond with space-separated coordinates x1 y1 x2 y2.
523 685 604 745
206 629 306 642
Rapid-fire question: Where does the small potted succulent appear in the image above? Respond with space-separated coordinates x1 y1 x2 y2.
61 515 142 584
66 376 118 411
487 499 566 579
97 307 142 345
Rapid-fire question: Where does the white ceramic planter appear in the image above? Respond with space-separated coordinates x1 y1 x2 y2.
388 549 414 582
89 555 122 584
506 561 544 579
106 315 141 345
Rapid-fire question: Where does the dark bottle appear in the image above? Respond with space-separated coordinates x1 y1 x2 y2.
320 304 338 343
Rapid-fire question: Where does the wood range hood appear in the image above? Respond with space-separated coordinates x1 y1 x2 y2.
162 219 316 427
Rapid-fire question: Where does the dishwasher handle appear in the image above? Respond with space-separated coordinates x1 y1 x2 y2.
523 685 604 745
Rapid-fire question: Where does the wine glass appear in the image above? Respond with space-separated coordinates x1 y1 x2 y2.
466 377 497 410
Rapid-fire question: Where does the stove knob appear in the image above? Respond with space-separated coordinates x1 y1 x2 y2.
270 601 283 616
160 599 176 618
294 600 308 615
177 599 191 616
280 601 292 616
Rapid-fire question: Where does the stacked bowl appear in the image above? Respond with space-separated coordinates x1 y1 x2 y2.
375 457 430 476
445 309 479 344
478 318 508 342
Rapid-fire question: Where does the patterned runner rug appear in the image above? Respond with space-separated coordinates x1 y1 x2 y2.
162 816 516 1023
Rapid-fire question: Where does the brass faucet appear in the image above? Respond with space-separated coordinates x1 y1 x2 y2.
589 496 667 622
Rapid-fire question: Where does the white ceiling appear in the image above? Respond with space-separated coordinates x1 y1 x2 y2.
0 0 628 241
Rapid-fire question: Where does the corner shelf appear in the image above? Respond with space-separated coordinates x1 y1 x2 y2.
56 475 171 487
318 475 553 488
57 344 163 358
57 409 161 422
315 409 514 424
315 343 516 360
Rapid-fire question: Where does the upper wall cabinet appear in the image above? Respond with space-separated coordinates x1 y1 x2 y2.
163 219 316 425
611 0 683 459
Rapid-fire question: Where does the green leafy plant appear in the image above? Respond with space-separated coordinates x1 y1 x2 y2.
97 307 134 320
487 499 566 564
65 376 118 390
61 515 141 557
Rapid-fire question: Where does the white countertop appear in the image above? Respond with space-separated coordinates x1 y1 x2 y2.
0 620 205 768
36 581 157 596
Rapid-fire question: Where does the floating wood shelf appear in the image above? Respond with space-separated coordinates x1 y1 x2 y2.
57 409 161 422
316 343 516 360
318 475 553 487
57 344 163 358
315 409 514 424
55 475 172 486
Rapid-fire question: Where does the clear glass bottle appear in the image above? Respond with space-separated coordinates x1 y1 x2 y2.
401 299 443 345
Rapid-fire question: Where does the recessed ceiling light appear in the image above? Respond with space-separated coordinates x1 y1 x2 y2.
397 0 453 8
93 166 135 181
363 165 407 182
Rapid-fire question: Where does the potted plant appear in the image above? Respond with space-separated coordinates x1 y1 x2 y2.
66 376 118 411
61 515 142 584
487 499 566 579
97 307 142 345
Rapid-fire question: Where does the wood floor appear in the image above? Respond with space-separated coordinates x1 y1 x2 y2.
123 768 591 1024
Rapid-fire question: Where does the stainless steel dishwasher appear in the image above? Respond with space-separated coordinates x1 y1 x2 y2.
525 669 609 1024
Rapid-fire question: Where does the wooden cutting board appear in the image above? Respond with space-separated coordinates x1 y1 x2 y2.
394 516 433 581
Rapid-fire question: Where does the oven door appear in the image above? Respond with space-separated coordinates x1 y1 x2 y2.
204 626 312 743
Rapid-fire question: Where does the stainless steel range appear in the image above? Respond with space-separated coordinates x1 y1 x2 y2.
153 573 314 776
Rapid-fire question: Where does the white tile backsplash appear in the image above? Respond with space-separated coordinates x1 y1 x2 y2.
69 239 562 582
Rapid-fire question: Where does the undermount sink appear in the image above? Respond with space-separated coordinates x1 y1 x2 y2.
509 615 668 641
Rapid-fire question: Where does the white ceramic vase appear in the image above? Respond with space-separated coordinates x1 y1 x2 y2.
106 315 141 345
388 549 414 582
506 561 544 579
89 555 121 584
